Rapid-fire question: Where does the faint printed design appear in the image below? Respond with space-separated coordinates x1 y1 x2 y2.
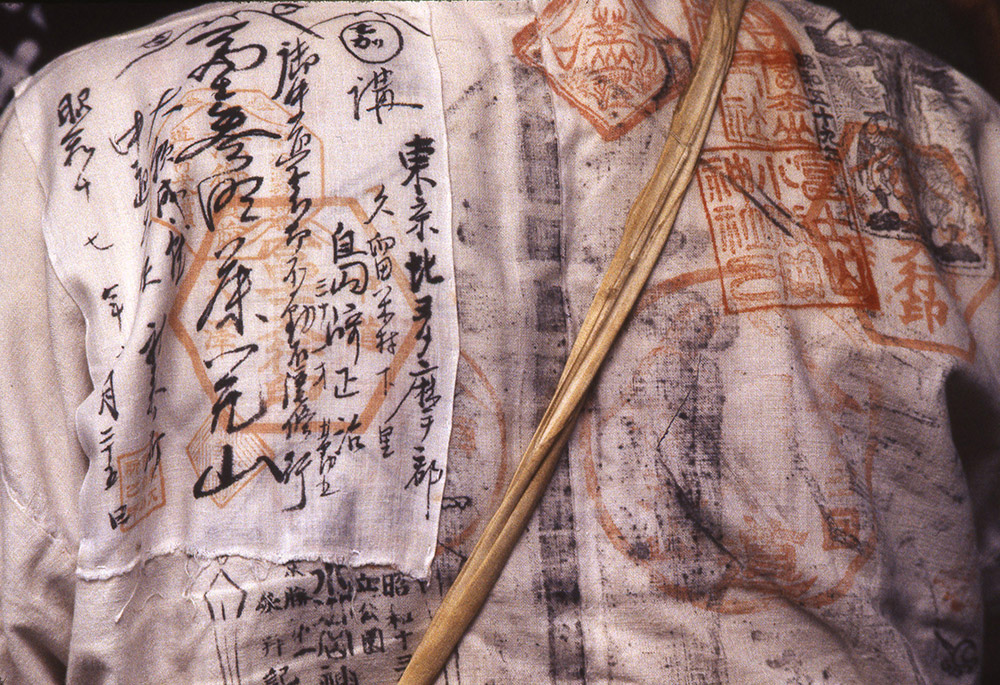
790 11 1000 359
936 630 979 677
204 568 248 685
580 286 877 614
847 114 989 270
513 0 691 141
434 352 509 568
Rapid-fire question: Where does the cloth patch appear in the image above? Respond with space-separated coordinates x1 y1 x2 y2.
51 3 458 579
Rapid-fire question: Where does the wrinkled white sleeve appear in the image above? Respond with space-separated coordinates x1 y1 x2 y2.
0 102 91 683
968 94 1000 676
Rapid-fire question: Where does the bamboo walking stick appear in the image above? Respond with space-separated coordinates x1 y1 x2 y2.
399 1 747 681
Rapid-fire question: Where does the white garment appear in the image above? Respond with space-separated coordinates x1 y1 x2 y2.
1 1 999 683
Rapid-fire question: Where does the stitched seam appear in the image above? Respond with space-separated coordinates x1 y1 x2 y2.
0 476 76 563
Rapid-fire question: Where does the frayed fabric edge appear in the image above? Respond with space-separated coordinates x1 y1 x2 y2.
75 544 429 583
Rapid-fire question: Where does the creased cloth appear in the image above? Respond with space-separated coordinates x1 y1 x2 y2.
1 1 999 683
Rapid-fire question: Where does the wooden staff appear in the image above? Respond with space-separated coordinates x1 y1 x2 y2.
399 0 748 682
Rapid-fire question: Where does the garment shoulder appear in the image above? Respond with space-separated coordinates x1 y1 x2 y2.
11 2 442 179
775 0 1000 119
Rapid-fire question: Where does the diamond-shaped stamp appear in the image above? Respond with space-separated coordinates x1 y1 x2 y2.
513 0 690 140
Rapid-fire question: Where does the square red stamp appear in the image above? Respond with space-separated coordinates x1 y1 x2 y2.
696 146 876 313
116 437 167 532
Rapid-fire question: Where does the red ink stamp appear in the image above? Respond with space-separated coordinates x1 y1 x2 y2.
696 147 877 313
116 436 167 531
694 3 877 313
513 0 691 141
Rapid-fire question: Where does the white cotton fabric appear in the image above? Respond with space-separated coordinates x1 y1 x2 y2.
0 1 999 684
11 2 458 581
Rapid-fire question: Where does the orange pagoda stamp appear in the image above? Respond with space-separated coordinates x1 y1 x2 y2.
513 0 691 141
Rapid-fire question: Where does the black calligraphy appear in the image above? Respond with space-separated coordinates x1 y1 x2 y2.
56 88 96 197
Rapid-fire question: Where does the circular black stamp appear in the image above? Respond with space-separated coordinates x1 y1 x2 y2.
340 20 403 64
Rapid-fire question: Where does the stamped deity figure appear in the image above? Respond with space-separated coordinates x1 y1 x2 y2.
0 1 998 683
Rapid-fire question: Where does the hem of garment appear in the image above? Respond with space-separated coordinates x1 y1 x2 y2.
75 544 433 583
